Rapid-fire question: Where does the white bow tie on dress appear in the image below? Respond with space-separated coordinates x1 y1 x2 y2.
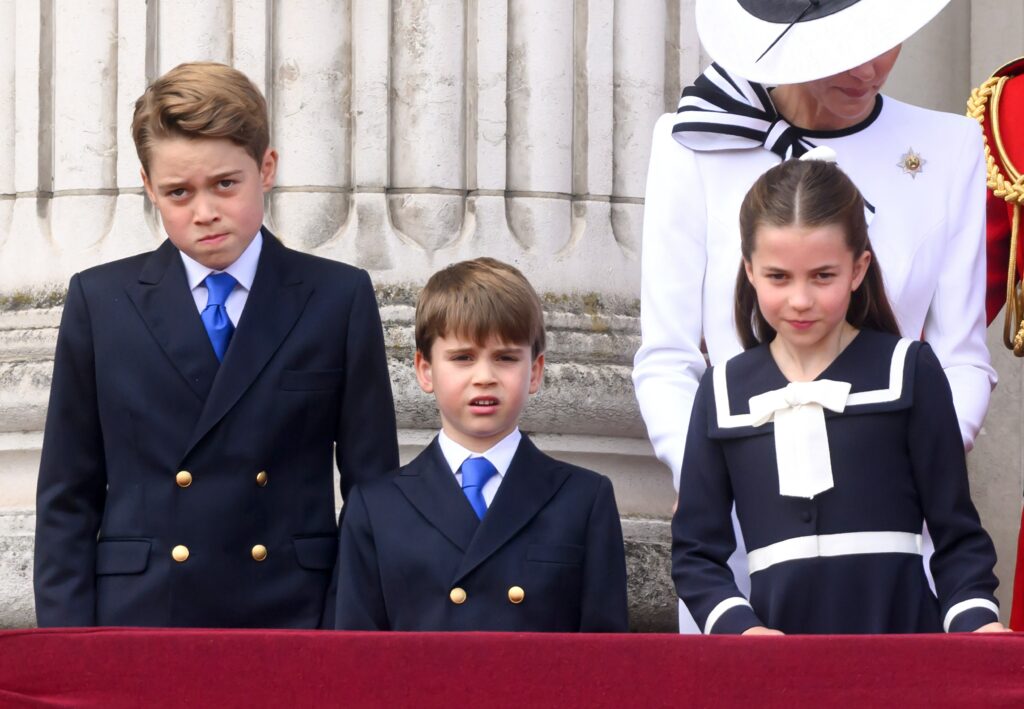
748 380 852 499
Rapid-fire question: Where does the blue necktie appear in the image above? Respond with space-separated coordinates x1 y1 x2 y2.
461 457 497 520
201 272 237 361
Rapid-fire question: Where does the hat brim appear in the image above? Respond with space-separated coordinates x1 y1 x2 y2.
697 0 952 85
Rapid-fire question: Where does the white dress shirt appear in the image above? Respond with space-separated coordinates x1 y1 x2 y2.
437 428 522 509
179 230 263 326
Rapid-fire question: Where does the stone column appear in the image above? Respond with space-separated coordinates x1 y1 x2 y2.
269 0 353 250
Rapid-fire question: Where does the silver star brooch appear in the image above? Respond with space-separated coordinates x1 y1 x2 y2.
898 148 926 179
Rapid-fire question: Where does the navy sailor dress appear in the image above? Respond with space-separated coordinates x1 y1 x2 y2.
672 329 1000 634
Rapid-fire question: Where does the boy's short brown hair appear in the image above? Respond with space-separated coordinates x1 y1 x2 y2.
131 62 269 174
415 258 546 361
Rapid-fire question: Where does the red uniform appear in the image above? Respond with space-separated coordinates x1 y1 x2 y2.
971 56 1024 630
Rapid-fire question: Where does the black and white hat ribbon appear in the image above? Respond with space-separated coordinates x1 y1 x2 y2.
671 63 874 218
672 63 815 160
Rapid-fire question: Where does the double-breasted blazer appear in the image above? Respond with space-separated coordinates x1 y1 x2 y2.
336 435 629 632
34 229 399 628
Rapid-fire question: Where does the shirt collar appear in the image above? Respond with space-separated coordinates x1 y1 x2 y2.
179 230 263 291
438 428 522 478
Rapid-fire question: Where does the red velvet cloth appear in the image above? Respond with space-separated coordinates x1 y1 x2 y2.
0 628 1022 708
1013 508 1024 631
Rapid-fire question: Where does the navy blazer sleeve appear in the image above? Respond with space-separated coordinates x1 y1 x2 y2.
908 344 1000 632
580 476 629 632
335 269 399 493
34 274 108 627
672 371 762 635
335 485 389 630
320 269 398 628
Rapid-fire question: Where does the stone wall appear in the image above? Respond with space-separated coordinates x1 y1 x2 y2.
1 0 1023 630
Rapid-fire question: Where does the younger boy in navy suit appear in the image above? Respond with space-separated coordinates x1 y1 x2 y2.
33 62 398 628
336 258 628 631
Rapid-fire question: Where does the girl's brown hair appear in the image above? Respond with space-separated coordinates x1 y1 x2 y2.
734 159 900 349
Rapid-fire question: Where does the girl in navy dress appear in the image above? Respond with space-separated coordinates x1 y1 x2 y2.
672 152 1007 635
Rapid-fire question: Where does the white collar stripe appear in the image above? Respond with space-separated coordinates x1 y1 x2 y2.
747 531 922 574
845 337 912 406
714 337 914 429
714 362 755 429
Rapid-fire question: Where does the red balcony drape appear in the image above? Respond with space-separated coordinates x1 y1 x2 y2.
1 628 1022 708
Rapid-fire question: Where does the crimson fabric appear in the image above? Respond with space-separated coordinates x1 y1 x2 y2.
986 191 1012 324
0 629 1022 708
1013 506 1024 631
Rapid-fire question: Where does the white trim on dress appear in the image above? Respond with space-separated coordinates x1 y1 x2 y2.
943 599 1000 633
746 531 923 574
704 596 753 635
714 337 913 429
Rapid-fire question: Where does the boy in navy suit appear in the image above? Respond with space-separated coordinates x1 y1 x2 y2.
336 258 628 631
33 62 398 628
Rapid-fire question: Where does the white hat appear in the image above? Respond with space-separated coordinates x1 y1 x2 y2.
696 0 952 85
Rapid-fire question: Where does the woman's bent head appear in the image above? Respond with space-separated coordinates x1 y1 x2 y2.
770 46 900 131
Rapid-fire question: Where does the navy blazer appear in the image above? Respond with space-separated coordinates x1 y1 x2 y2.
336 435 629 632
34 229 399 628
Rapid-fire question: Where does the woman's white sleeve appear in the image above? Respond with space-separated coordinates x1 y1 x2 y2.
923 122 996 451
633 113 710 489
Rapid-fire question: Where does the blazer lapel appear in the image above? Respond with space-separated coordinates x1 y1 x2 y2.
394 440 480 553
125 239 219 402
452 436 571 583
184 230 313 454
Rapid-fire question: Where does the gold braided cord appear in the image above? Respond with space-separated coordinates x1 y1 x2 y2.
1012 206 1024 355
968 75 1024 354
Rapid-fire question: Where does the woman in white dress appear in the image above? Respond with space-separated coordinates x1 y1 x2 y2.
632 0 996 632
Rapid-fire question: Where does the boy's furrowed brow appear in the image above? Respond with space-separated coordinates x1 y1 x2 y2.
154 177 188 190
155 169 244 190
209 169 244 181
